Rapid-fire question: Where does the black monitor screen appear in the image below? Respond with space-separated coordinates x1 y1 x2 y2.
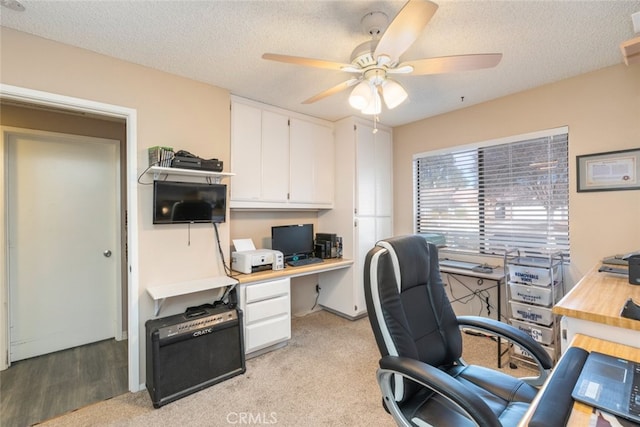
153 181 226 224
271 224 314 261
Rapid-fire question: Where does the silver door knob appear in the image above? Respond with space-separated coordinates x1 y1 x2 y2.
103 250 112 258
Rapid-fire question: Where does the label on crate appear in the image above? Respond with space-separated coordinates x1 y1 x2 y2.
529 327 543 342
513 289 543 304
513 270 540 283
514 307 544 323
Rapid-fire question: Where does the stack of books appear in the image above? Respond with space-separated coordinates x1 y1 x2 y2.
148 146 174 167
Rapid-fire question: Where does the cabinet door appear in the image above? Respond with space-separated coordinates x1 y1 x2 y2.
311 123 334 205
289 118 334 205
375 129 393 217
230 102 262 201
355 216 377 313
289 118 314 203
376 216 393 241
261 110 290 202
355 124 376 216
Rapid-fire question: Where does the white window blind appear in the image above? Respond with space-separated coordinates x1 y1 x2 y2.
414 129 569 259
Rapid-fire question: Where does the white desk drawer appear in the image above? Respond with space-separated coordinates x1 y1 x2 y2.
245 314 291 353
245 295 290 324
245 278 290 303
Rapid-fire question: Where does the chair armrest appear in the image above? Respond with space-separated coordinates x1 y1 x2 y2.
457 315 553 385
378 355 502 427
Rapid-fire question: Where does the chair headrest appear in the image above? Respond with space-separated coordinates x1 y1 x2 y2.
376 235 434 293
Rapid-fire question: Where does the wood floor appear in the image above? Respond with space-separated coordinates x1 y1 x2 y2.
0 338 128 426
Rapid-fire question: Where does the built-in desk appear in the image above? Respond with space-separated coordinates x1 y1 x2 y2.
231 258 353 357
232 258 353 285
519 334 640 426
554 265 640 352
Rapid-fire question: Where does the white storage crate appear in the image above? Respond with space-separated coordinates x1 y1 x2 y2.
508 281 561 307
508 263 559 287
510 318 556 345
513 343 555 361
509 300 554 326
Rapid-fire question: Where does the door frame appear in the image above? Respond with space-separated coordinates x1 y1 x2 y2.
0 84 140 392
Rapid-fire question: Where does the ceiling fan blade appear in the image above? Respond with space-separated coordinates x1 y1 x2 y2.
262 53 352 71
302 79 359 104
374 0 438 64
402 53 503 75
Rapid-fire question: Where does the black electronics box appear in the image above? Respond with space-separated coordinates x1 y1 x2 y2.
201 158 223 172
316 233 337 259
629 255 640 285
171 155 201 169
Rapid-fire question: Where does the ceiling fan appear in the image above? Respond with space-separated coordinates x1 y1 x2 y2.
262 0 502 116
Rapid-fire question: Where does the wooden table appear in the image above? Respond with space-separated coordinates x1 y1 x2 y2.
519 334 640 426
553 265 640 352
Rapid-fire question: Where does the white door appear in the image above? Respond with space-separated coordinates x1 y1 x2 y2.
7 130 120 361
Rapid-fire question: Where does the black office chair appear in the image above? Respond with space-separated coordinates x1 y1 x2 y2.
364 235 555 427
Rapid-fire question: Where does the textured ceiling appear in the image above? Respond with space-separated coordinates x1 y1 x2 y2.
2 0 639 127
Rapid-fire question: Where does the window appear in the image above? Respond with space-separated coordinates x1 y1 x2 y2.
414 127 569 259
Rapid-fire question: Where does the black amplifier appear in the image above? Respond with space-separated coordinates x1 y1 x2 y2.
145 305 245 408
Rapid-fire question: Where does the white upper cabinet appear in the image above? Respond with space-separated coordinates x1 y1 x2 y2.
230 97 334 209
374 128 393 217
289 118 334 206
260 110 290 202
230 101 262 201
355 124 376 216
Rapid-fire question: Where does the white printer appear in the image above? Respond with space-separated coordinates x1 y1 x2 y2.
231 239 284 274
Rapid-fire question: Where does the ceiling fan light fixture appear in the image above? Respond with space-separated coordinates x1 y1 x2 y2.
349 81 372 110
382 79 408 109
361 88 381 115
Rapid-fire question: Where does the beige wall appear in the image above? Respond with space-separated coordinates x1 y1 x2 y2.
1 28 231 385
393 64 640 287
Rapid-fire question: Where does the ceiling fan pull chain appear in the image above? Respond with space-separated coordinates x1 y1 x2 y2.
372 115 379 134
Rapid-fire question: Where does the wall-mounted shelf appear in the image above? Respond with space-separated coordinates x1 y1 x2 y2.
147 275 238 316
147 165 234 183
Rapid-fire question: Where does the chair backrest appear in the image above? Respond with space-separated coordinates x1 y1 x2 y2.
364 235 463 402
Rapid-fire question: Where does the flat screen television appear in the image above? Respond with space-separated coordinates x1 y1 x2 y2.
153 180 226 224
271 224 314 261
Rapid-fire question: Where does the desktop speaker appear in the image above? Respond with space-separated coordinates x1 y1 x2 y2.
145 305 245 408
629 255 640 285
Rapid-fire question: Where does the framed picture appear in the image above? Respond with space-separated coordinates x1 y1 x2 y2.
576 148 640 192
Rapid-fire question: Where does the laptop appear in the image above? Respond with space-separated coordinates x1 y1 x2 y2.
571 351 640 424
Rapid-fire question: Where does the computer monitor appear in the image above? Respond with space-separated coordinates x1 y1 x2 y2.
271 224 314 262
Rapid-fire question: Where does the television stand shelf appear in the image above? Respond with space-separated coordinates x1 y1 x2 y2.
147 275 238 316
147 165 234 182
